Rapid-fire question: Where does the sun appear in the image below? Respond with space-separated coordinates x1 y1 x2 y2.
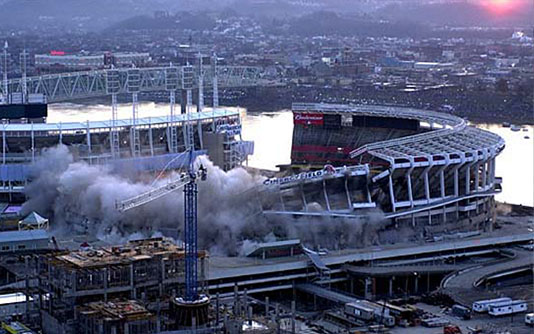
480 0 524 15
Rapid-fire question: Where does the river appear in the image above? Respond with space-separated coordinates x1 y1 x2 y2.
47 103 533 207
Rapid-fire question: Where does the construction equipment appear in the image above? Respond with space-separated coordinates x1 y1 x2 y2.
115 64 206 302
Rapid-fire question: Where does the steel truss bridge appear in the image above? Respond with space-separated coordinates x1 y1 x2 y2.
0 65 261 103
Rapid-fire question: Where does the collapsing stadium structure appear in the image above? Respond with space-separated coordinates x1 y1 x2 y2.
260 103 505 228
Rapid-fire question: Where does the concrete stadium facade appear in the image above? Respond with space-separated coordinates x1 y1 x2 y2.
261 103 504 229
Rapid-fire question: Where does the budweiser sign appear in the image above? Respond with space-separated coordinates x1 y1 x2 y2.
294 112 323 125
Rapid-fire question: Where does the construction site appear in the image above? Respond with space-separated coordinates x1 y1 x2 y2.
0 46 531 334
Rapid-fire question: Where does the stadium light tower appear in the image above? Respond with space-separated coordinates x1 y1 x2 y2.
106 68 121 158
197 52 204 112
127 67 141 157
165 64 179 153
19 49 28 104
212 53 219 109
2 41 8 104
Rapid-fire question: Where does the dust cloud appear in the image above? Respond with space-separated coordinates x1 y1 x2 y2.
22 145 389 255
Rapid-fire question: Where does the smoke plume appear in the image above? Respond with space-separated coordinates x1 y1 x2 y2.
22 145 389 255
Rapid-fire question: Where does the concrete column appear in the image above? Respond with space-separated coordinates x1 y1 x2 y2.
234 283 239 314
265 296 270 317
414 275 419 294
86 120 92 161
215 292 220 326
483 159 490 190
181 89 187 114
291 300 296 334
103 267 108 302
490 157 496 185
364 277 372 300
148 119 154 156
243 288 248 317
389 276 394 297
474 163 480 191
344 177 352 209
300 184 308 211
388 174 396 212
465 164 471 195
159 257 165 297
72 272 77 293
30 122 35 162
407 173 414 208
130 263 136 299
439 163 447 198
197 121 203 149
2 129 6 164
58 122 62 144
424 171 431 203
109 126 113 156
453 168 459 196
322 179 331 211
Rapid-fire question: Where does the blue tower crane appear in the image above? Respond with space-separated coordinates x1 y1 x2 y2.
117 64 205 302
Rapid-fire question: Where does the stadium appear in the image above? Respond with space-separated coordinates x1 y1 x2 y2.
260 103 505 231
0 108 254 201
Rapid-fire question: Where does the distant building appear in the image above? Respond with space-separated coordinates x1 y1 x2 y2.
35 51 151 70
413 62 454 70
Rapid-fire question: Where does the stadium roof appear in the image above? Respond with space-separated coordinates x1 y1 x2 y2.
291 103 504 166
292 102 464 128
0 108 238 133
360 126 504 163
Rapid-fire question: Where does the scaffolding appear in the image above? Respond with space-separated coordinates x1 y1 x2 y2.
38 238 208 334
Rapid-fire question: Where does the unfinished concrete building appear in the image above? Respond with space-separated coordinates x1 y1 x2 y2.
77 300 156 334
37 238 208 334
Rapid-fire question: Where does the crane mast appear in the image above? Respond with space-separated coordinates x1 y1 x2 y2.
181 63 200 301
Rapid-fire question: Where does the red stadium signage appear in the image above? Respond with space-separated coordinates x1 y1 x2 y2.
50 50 65 56
294 112 323 125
